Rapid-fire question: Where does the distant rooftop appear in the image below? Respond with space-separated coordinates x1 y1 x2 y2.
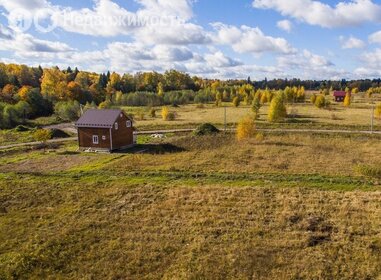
75 109 124 128
333 91 347 97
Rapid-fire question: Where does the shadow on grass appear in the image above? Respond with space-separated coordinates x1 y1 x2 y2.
118 144 186 155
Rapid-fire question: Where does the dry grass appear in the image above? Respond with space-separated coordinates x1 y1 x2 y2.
1 133 381 279
123 101 381 130
109 133 381 177
0 179 380 279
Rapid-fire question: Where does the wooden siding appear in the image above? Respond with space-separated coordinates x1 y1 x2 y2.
77 112 133 151
78 127 111 150
111 113 134 149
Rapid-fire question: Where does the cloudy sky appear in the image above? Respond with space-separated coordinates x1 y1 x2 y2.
0 0 381 80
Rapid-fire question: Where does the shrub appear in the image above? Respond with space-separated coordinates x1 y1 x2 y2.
268 95 287 122
310 94 317 104
233 97 240 107
343 93 351 107
194 123 220 136
255 132 265 142
161 106 169 120
314 95 326 109
33 129 52 143
167 112 176 121
251 96 261 116
375 103 381 119
98 100 112 109
149 108 156 118
237 115 256 141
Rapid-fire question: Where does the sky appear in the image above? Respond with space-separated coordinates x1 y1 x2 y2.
0 0 381 80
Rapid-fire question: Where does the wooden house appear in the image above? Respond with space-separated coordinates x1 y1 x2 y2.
75 109 134 152
333 91 347 102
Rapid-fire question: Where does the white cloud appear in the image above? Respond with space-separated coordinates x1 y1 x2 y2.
0 26 74 55
360 48 381 69
369 30 381 44
213 23 295 54
204 51 242 68
277 20 292 32
253 0 381 28
339 36 366 49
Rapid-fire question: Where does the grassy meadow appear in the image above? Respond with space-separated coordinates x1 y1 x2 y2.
125 96 381 131
1 132 381 279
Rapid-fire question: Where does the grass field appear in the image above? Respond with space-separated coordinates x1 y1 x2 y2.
1 132 381 279
124 100 381 131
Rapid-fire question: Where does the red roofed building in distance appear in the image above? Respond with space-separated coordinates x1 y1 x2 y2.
333 91 347 102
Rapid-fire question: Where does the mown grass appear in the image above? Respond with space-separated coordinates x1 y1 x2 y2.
0 133 381 279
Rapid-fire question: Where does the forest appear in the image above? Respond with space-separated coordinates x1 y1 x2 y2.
1 62 381 129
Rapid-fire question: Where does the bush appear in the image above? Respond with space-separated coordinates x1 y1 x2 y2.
237 115 256 141
167 112 176 121
375 103 381 119
314 95 327 109
194 123 220 136
310 94 317 104
149 108 156 118
33 129 52 143
233 97 240 107
344 93 351 107
162 106 169 120
268 95 287 122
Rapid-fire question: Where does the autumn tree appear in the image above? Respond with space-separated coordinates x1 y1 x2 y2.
237 115 256 141
161 106 169 120
233 96 240 107
1 84 17 103
344 93 351 107
315 95 326 109
251 96 261 117
33 129 52 144
157 82 164 97
268 94 287 122
41 67 69 100
375 103 381 119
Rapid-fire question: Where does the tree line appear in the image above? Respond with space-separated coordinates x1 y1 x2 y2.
0 62 380 129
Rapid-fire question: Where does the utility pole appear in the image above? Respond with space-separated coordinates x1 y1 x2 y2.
371 104 375 134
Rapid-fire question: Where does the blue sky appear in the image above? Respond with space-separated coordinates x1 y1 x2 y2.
0 0 381 80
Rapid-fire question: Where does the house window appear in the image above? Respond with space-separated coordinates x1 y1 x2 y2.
92 135 99 144
115 122 119 130
126 120 132 128
102 136 106 141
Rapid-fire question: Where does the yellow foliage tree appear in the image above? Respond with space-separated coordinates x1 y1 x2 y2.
344 93 351 107
18 86 32 100
157 82 164 97
33 129 52 147
268 95 287 122
236 115 256 141
162 106 169 120
232 97 240 107
375 103 381 119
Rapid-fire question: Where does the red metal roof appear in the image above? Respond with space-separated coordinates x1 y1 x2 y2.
75 109 128 128
333 91 347 97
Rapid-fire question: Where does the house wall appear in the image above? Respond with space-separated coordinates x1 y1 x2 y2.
111 113 134 149
78 127 111 150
